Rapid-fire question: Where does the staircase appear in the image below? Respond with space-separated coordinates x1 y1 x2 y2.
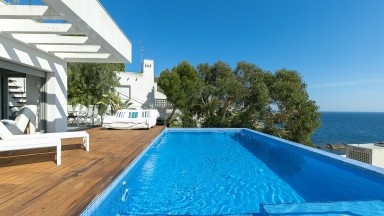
8 77 26 115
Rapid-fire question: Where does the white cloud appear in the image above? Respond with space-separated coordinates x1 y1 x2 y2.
309 79 384 89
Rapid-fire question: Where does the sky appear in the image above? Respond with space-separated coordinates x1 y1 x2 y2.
18 0 384 112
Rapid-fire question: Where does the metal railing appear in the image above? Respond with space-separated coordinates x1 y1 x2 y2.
154 99 173 109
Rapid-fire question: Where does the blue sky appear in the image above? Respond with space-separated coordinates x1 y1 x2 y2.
17 0 384 112
98 0 384 112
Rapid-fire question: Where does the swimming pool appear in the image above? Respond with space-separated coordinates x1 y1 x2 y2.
82 128 384 215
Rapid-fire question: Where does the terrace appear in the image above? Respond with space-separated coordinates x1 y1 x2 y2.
0 126 165 215
0 0 131 133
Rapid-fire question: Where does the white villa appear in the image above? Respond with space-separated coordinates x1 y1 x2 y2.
115 59 172 120
0 0 132 133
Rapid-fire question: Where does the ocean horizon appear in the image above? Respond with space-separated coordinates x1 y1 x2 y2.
312 112 384 146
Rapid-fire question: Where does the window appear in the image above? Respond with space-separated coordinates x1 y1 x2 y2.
141 111 150 118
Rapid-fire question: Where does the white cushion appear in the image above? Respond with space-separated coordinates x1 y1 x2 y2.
0 122 14 140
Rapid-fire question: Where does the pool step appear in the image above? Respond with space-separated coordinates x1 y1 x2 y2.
260 200 384 216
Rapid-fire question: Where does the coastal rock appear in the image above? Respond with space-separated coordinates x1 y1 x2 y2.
326 144 346 150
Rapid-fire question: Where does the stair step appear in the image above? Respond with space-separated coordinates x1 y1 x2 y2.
17 101 26 104
8 86 19 89
9 90 26 93
12 96 26 99
8 105 23 109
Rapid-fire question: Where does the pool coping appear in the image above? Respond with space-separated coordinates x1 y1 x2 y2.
241 128 384 176
81 128 384 215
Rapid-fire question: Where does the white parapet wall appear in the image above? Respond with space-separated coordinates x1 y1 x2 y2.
117 60 155 109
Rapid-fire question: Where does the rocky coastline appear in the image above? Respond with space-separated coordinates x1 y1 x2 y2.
315 142 384 151
315 144 346 150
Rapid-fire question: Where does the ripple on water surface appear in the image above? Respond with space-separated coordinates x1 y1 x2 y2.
118 131 304 214
93 131 384 215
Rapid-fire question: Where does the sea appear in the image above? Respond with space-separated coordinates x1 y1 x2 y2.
311 112 384 147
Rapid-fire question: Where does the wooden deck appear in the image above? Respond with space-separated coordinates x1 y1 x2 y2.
0 126 165 216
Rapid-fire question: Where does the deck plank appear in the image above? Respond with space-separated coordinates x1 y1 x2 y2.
0 126 165 215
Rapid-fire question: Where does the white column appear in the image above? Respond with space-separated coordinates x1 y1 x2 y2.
45 62 67 132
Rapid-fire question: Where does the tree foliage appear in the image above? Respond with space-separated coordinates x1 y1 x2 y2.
159 61 320 146
158 61 200 126
196 62 243 127
266 69 320 145
97 92 133 115
67 62 125 114
8 0 19 4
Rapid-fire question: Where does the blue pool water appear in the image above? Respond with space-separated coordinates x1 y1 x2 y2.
83 129 384 215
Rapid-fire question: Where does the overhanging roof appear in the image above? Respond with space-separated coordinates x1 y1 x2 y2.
0 0 132 63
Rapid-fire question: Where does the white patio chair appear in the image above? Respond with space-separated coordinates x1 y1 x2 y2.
78 105 88 125
68 104 82 126
67 104 74 125
93 105 101 125
67 104 74 112
73 104 81 112
85 105 94 125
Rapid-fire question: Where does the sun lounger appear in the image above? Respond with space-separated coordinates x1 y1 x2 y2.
0 122 90 165
0 137 62 165
23 131 90 151
0 122 61 165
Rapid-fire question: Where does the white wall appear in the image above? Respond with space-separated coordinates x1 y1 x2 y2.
117 59 155 109
0 34 68 132
154 82 166 100
116 60 173 119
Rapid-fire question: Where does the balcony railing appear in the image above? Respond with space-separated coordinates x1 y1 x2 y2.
154 99 173 109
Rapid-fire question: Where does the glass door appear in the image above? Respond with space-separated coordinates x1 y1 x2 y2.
38 77 46 133
0 74 7 119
